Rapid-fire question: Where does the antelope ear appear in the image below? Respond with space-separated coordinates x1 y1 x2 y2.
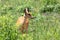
24 8 26 13
27 8 29 12
24 8 29 13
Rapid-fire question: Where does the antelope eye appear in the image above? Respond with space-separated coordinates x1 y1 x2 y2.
28 14 31 16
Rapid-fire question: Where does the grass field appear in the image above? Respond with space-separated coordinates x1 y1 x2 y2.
0 0 60 40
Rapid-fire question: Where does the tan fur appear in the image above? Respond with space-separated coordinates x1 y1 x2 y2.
16 16 25 26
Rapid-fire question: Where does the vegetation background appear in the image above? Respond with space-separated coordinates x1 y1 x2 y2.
0 0 60 40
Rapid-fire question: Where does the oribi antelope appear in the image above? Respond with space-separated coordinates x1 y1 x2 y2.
16 8 34 33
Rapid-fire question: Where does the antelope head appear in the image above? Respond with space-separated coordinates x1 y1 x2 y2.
24 8 35 19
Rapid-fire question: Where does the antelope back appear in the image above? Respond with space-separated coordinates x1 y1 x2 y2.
16 16 25 26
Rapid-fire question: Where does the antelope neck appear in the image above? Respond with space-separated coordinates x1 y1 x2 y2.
23 13 29 24
21 14 29 28
24 15 28 21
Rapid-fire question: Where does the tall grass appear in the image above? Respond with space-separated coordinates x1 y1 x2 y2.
0 0 60 40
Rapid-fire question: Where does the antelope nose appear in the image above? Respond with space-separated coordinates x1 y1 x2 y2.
31 17 36 19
